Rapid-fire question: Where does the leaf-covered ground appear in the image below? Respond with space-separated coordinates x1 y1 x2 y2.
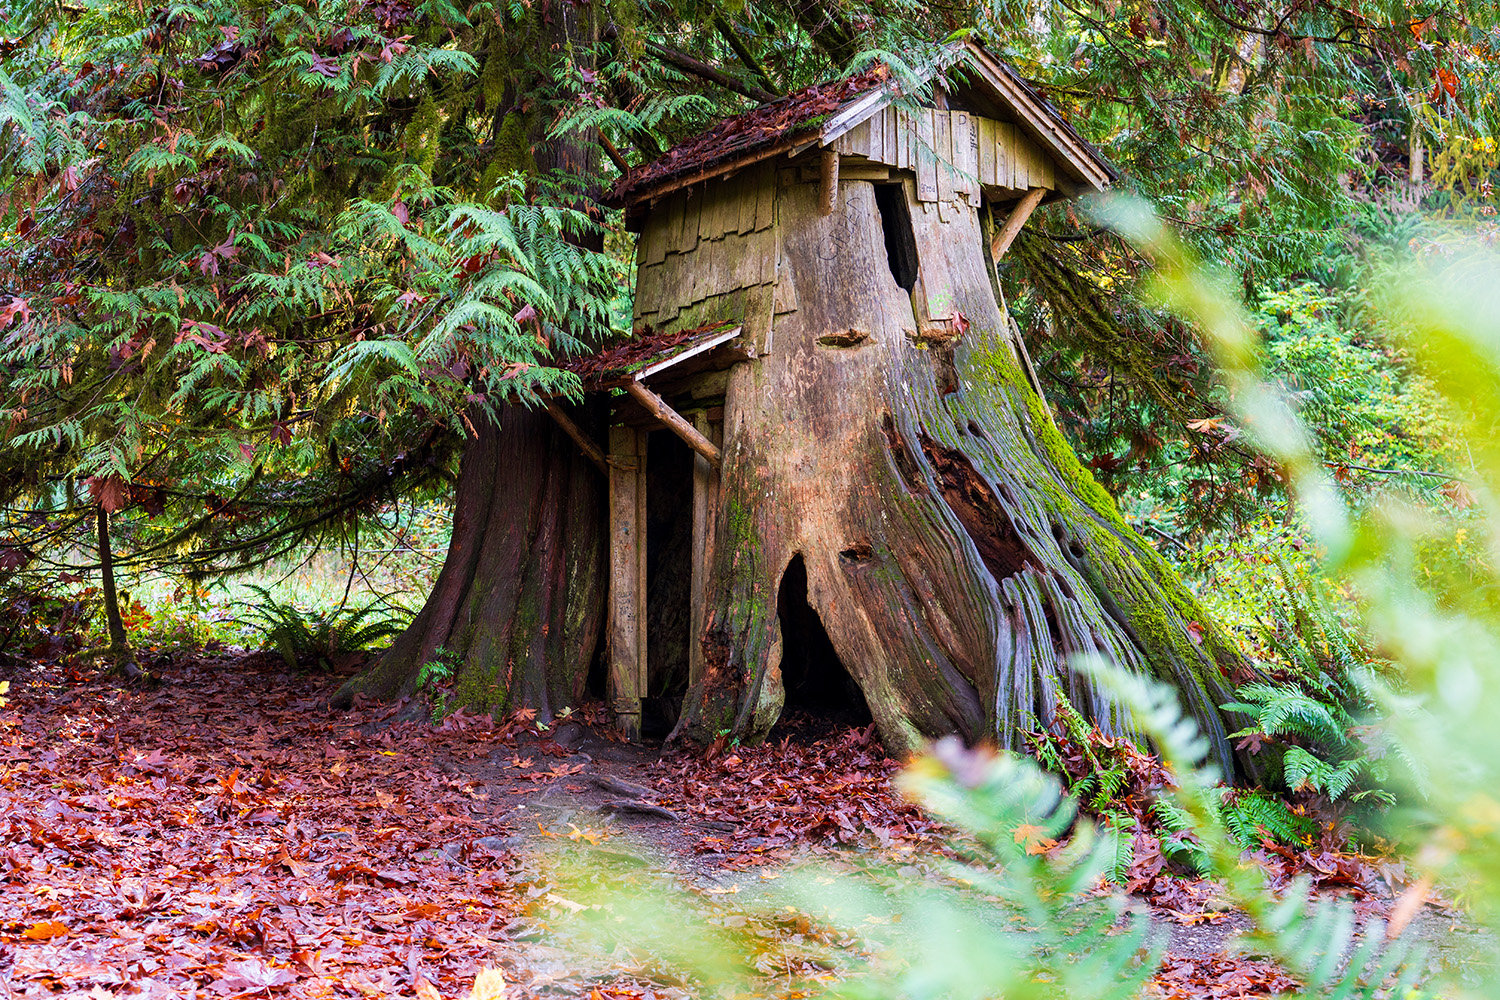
0 654 1438 999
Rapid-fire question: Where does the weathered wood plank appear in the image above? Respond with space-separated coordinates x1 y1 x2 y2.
935 110 955 204
635 260 662 316
978 116 996 187
608 425 646 740
1033 138 1055 189
1001 121 1017 189
772 231 799 317
954 111 981 206
739 279 776 354
678 188 701 253
911 195 957 322
737 169 757 234
643 214 668 266
915 110 938 202
754 163 776 230
661 197 684 258
1011 124 1030 188
655 252 683 322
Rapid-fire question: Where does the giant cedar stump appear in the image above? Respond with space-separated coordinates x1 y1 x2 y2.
347 43 1250 776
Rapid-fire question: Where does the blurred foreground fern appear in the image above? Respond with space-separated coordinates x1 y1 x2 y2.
529 201 1500 999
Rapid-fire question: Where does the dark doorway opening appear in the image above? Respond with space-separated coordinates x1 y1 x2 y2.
776 555 872 726
643 430 693 737
873 183 919 293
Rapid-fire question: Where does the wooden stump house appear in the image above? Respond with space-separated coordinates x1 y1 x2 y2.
556 40 1116 742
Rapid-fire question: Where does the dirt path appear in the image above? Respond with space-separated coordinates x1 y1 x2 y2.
0 653 1450 999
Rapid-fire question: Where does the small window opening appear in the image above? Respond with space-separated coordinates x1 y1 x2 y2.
776 555 872 727
873 184 919 293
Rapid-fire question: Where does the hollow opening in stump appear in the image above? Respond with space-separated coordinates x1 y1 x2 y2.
873 183 919 293
643 430 693 737
776 554 872 726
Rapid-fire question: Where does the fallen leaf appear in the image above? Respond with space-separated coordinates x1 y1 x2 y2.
23 920 68 940
467 967 506 1000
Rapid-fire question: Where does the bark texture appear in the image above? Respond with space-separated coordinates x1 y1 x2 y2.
673 178 1246 776
332 405 606 717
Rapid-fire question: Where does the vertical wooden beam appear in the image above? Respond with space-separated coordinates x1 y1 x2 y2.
819 148 839 216
688 412 721 690
608 426 647 740
990 185 1047 260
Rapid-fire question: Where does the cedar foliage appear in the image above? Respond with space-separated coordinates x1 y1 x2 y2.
4 0 1496 578
0 0 622 580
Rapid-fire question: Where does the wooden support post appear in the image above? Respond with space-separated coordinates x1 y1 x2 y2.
545 401 607 474
819 148 839 216
624 381 721 467
607 426 648 740
990 185 1047 260
688 412 721 690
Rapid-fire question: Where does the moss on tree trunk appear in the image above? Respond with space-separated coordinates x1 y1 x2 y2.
670 179 1248 776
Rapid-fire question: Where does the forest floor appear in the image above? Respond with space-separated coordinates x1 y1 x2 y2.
0 653 1463 1000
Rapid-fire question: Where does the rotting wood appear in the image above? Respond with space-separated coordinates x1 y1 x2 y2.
990 186 1047 259
544 401 607 474
608 426 647 740
819 148 839 215
625 380 722 467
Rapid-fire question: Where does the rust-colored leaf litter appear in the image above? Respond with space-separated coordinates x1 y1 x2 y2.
0 654 1431 999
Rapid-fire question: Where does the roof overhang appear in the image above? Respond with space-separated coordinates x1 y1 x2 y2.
613 38 1117 208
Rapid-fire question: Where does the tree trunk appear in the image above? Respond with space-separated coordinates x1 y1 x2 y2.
97 506 131 662
331 404 607 717
671 179 1248 777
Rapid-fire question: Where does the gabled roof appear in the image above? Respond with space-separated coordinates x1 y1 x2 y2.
610 38 1117 207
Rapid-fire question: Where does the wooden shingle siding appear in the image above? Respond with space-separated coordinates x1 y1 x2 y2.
633 162 780 340
835 108 1052 203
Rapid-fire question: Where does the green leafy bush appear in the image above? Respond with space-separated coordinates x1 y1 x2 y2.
235 586 410 671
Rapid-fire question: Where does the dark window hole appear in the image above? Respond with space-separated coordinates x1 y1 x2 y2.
776 555 871 727
967 421 985 438
873 183 919 293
